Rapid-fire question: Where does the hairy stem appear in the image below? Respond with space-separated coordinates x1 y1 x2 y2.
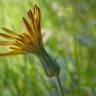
56 76 64 96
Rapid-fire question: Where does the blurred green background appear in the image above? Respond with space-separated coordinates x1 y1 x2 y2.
0 0 96 96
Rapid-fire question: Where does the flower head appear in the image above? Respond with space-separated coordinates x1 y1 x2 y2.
0 5 43 57
0 5 60 78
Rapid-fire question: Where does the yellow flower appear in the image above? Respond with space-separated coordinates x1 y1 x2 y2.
0 5 60 78
0 5 42 56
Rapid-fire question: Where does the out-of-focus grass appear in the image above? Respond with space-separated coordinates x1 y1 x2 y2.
0 0 96 96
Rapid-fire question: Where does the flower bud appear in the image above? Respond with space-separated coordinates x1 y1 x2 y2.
39 49 60 78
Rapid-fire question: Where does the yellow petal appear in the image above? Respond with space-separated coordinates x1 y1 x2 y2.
0 32 18 40
0 51 25 57
0 41 13 46
9 47 25 53
34 5 41 28
2 27 19 38
22 17 33 36
27 9 34 28
33 5 42 45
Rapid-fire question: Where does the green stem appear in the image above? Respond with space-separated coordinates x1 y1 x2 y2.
56 76 64 96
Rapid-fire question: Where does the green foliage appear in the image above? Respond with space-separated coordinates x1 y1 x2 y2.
0 0 96 96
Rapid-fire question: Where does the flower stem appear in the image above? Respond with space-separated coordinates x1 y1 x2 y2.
56 76 64 96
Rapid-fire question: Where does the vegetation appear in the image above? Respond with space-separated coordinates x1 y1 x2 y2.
0 0 96 96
